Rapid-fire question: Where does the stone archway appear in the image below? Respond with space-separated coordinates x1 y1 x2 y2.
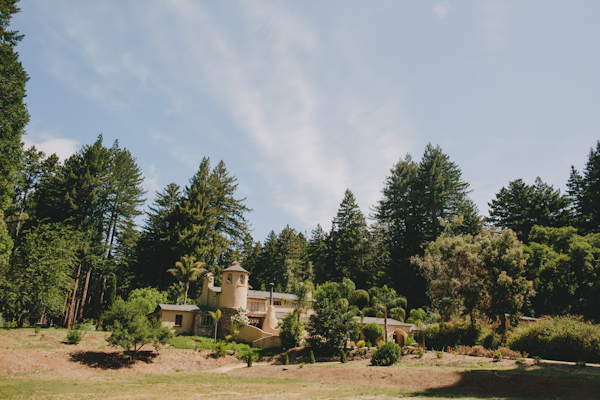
393 328 407 346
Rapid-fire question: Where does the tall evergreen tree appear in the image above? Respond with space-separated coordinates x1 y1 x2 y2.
177 158 251 277
488 177 572 243
30 136 145 321
0 0 29 208
308 224 329 284
373 144 479 308
133 183 181 290
8 147 60 239
328 189 371 287
568 141 600 234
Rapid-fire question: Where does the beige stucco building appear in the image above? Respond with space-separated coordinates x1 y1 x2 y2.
150 261 416 348
151 261 312 348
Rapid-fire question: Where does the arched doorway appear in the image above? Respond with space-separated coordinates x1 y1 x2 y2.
393 328 407 346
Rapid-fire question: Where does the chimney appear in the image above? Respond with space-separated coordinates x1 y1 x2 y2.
269 283 274 306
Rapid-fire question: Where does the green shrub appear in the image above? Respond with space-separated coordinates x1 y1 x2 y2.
339 348 347 363
356 340 365 348
309 350 316 364
279 312 304 349
533 356 542 365
371 342 402 366
66 329 84 345
213 342 227 358
480 329 502 350
362 323 384 345
436 350 443 359
507 315 600 363
425 317 480 349
283 352 289 365
246 352 256 367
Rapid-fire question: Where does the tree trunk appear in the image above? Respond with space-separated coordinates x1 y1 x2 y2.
61 291 70 326
98 276 106 311
78 267 92 321
384 312 388 343
66 263 82 328
73 299 81 328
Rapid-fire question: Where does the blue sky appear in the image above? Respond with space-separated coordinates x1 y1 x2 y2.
12 1 600 242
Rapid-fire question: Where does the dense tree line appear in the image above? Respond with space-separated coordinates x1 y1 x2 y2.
2 1 600 331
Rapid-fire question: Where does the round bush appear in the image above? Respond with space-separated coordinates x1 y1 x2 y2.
371 341 402 366
362 322 384 345
508 315 600 363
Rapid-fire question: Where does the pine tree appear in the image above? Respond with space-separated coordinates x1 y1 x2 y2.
568 141 600 234
328 189 371 287
133 183 181 290
177 158 251 277
488 177 572 243
373 144 478 308
308 224 329 284
0 0 29 208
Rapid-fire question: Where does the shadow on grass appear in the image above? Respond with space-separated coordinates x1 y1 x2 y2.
69 350 157 369
413 364 600 400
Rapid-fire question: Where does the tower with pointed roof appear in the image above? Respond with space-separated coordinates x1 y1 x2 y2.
220 261 249 309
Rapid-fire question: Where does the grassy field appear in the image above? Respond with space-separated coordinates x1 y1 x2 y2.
1 328 599 399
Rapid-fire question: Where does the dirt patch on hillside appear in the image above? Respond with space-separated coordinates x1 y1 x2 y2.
0 348 242 377
233 353 600 399
1 330 599 399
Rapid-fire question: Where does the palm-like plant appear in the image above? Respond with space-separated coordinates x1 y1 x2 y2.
368 285 407 343
167 255 206 305
209 309 222 343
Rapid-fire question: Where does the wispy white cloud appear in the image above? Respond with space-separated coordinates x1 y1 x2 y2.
23 0 417 232
481 0 508 51
433 1 450 20
23 130 80 162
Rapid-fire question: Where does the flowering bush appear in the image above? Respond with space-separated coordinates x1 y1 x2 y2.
231 308 250 327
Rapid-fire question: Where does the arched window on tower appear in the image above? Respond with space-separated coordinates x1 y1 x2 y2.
240 274 245 284
226 274 232 284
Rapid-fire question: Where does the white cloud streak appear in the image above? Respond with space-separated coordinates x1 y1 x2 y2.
27 1 417 231
481 0 508 51
433 1 450 20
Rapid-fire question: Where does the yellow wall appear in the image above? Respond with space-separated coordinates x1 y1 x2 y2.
159 310 194 334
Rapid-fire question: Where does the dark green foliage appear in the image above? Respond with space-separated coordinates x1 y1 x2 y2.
372 144 480 308
279 311 304 349
133 183 181 290
371 341 401 366
213 341 227 358
307 281 359 353
488 178 572 243
104 273 117 311
127 287 168 315
362 322 383 345
0 0 29 207
416 229 534 335
339 348 347 363
351 289 370 309
568 141 600 234
326 189 375 288
65 329 83 345
309 350 315 364
246 352 255 367
177 158 251 278
283 352 289 365
365 285 406 342
425 317 480 349
104 297 172 359
526 226 600 321
508 316 600 363
0 223 84 323
252 226 308 290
